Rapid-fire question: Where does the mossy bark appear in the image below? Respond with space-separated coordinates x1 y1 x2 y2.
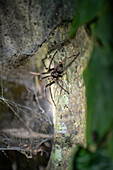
0 1 93 169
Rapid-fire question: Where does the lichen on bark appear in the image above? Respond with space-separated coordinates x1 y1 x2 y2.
0 0 93 169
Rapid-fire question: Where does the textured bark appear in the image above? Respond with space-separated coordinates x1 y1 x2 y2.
0 0 74 70
0 0 93 169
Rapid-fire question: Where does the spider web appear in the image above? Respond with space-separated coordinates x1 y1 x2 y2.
0 73 53 158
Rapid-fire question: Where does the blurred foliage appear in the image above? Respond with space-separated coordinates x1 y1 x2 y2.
70 146 113 170
70 0 113 169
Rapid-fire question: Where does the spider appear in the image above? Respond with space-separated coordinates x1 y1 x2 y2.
30 51 80 106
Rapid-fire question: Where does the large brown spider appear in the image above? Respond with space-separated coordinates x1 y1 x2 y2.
30 51 80 106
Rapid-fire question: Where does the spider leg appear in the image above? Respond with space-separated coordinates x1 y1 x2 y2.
41 75 52 80
30 66 55 76
54 79 69 94
42 50 58 71
44 86 51 104
61 52 80 65
49 85 56 107
54 52 80 71
48 50 58 71
30 71 50 76
39 78 45 87
44 81 55 104
42 56 48 70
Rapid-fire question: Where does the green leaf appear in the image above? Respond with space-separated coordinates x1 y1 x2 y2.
83 46 113 145
107 131 113 158
70 146 113 170
69 0 105 37
91 2 113 47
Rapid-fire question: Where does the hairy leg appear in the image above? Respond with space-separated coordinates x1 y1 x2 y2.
54 52 80 71
54 79 69 94
44 81 55 104
49 85 56 107
48 50 58 71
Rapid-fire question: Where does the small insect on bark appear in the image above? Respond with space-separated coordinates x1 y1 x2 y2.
30 50 80 106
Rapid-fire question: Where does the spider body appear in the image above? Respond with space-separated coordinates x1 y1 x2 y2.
51 64 63 79
30 51 80 106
